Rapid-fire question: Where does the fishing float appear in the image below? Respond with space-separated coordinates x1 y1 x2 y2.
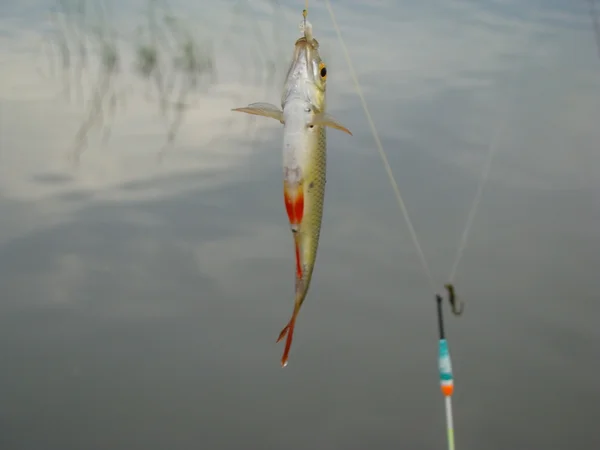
436 286 462 450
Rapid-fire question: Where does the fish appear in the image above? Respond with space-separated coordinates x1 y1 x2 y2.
232 9 352 367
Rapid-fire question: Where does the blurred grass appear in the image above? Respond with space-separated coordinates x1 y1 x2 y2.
36 0 287 165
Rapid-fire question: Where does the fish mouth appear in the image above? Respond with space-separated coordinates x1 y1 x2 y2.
291 36 320 67
294 36 320 48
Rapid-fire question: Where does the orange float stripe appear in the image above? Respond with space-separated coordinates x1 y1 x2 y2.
441 384 454 397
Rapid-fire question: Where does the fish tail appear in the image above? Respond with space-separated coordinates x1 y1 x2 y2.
276 296 303 368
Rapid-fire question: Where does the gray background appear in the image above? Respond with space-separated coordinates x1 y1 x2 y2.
0 0 599 449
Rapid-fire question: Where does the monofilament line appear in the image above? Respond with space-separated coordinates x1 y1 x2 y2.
324 0 437 294
447 120 504 283
447 0 541 284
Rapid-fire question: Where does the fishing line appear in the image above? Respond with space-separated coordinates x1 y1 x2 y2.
323 0 437 294
442 9 540 445
321 4 540 450
322 3 458 450
446 1 541 285
447 119 505 284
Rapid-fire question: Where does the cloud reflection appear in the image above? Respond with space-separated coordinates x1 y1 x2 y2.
0 1 600 449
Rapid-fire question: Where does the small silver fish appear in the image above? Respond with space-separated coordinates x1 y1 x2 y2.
232 10 352 367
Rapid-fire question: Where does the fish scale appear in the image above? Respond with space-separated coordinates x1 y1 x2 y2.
297 124 326 297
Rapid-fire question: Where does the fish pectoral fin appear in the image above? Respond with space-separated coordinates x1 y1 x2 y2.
310 113 353 136
231 102 284 123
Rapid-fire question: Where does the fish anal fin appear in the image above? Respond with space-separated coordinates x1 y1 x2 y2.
310 112 352 135
231 102 284 123
283 182 305 229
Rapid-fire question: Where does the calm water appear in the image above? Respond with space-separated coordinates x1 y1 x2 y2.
0 0 599 449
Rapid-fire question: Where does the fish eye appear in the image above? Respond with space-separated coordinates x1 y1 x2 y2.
318 62 327 79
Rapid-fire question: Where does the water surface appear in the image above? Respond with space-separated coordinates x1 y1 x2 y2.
0 0 599 449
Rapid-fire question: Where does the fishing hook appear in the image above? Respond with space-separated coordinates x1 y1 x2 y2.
444 283 464 316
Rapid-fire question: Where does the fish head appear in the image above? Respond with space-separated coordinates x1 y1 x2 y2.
282 35 328 111
230 14 351 137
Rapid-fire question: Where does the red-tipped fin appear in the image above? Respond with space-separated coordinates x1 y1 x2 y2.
276 306 300 368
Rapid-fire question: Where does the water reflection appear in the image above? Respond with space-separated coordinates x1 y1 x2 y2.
38 0 249 162
0 1 600 449
587 0 600 61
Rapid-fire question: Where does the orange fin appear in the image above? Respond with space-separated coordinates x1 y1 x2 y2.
276 305 300 368
283 185 305 229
